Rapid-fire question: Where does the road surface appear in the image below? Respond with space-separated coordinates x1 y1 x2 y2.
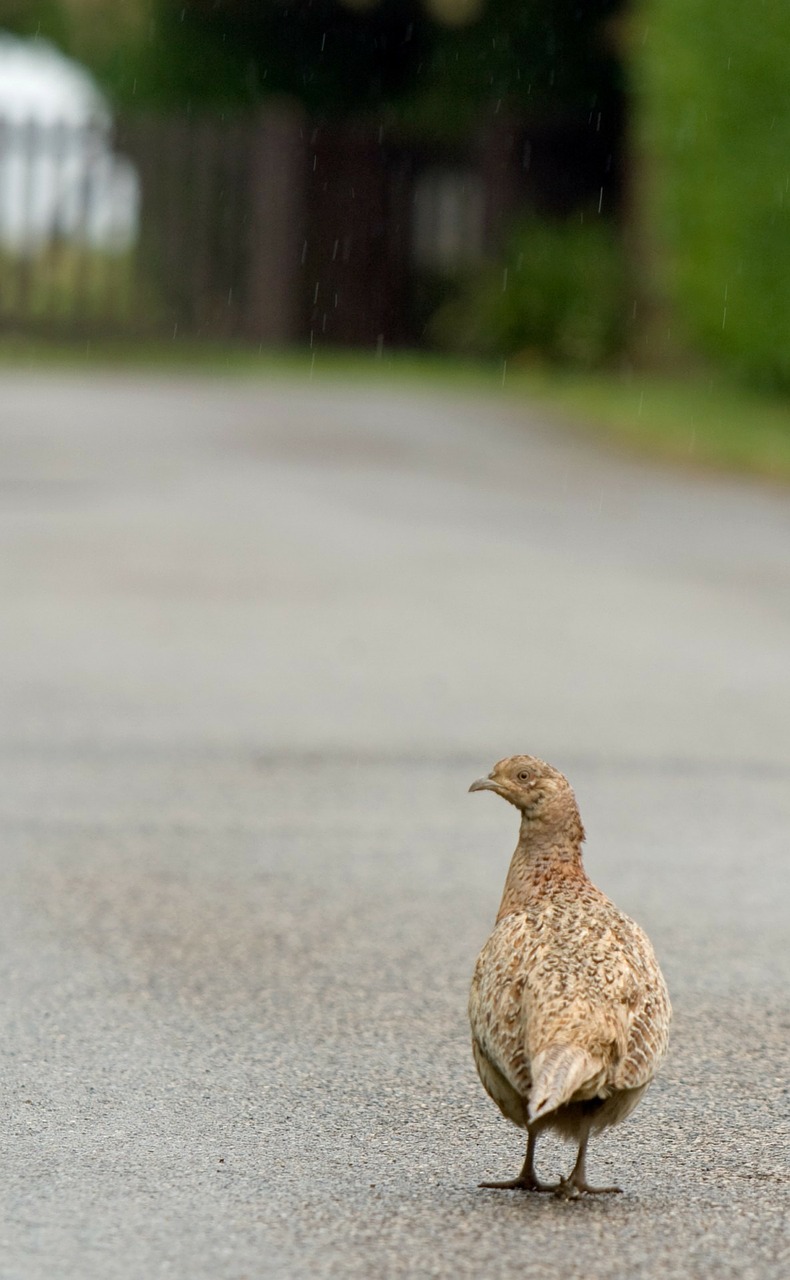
0 372 788 1278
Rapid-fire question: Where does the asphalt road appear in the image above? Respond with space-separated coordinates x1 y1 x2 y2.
0 372 788 1279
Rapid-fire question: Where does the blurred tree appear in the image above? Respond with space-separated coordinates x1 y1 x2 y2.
0 0 71 44
406 0 624 133
33 0 624 186
138 0 433 112
126 0 623 135
58 0 148 95
635 0 790 388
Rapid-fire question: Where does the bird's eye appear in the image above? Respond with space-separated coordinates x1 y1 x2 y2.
517 771 530 782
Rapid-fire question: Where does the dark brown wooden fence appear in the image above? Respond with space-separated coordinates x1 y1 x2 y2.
0 107 308 343
119 106 308 342
0 105 607 347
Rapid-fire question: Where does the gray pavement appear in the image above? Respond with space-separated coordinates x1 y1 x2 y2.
0 371 788 1278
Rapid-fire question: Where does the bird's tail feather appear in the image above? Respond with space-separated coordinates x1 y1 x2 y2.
528 1045 600 1123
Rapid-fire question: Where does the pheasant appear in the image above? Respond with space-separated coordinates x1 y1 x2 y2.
468 755 670 1196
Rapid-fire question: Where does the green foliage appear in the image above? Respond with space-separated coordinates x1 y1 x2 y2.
412 0 623 133
0 242 163 327
123 0 621 123
635 0 790 388
129 0 434 111
0 0 71 45
428 217 626 368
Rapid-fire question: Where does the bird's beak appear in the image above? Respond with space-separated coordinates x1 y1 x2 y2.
469 776 498 794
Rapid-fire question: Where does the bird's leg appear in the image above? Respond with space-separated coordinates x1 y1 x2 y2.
479 1130 558 1192
556 1133 622 1198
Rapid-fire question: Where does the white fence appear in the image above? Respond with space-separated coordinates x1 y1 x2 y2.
0 118 138 252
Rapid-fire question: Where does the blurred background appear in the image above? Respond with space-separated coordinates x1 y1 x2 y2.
0 0 788 412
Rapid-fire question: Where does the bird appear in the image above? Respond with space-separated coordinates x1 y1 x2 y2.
468 755 670 1197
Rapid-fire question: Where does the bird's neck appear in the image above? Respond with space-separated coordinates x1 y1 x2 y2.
496 811 586 921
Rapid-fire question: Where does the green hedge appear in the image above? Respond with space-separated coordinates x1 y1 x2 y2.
428 217 626 368
635 0 790 388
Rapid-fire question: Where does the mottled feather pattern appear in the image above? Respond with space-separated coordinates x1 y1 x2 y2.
469 885 670 1113
467 755 671 1192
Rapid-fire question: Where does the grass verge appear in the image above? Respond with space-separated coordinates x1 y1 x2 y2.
505 368 790 486
2 334 790 485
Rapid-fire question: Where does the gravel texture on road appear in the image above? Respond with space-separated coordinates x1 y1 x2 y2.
0 374 788 1279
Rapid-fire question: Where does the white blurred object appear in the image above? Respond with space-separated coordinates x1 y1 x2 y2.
0 32 139 252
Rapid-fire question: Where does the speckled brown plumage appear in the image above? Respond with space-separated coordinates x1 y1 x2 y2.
468 755 670 1196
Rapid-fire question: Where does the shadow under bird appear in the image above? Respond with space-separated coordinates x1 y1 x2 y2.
468 755 671 1197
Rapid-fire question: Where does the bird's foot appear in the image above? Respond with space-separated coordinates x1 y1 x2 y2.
479 1176 558 1193
555 1176 622 1200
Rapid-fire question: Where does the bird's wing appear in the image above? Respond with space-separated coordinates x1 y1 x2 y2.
522 904 670 1098
470 903 670 1107
609 921 672 1091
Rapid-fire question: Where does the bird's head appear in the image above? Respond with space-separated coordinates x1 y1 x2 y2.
469 755 580 830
